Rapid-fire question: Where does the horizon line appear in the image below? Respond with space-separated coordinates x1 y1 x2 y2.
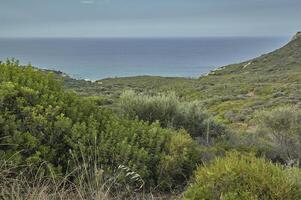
0 35 290 39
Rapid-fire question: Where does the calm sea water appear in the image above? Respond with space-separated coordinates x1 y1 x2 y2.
0 37 289 80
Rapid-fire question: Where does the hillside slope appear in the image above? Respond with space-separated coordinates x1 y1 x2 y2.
194 33 301 124
0 60 201 191
63 33 301 128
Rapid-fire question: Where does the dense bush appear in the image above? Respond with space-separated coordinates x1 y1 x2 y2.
184 152 301 200
253 106 301 166
119 90 224 142
119 90 178 127
0 60 201 190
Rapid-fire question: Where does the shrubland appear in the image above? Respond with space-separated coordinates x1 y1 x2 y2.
184 152 301 200
1 33 301 199
0 60 201 197
119 90 225 143
63 34 301 131
252 106 301 166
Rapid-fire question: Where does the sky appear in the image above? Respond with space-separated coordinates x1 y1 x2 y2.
0 0 301 38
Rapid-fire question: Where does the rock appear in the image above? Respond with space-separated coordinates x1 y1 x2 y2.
291 31 301 41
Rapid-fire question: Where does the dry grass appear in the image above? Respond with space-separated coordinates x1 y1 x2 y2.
0 179 180 200
0 154 181 200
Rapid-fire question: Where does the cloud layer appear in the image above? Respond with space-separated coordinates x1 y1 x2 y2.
0 0 300 37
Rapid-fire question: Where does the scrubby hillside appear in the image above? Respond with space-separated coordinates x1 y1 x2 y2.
189 33 301 126
0 60 201 198
64 33 301 130
1 33 301 199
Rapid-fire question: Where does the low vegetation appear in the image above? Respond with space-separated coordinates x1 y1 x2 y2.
184 152 301 200
63 34 301 132
119 90 225 142
253 106 301 166
1 33 301 199
0 60 201 197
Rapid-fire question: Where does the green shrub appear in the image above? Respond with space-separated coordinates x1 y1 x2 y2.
0 60 201 191
119 90 179 127
253 106 301 166
119 90 224 142
184 152 301 200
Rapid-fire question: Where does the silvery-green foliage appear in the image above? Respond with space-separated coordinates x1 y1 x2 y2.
254 106 301 166
119 90 224 142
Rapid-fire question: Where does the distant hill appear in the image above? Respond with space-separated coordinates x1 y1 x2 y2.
62 33 301 129
189 33 301 127
211 32 301 75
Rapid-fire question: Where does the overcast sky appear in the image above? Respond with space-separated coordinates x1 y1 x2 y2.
1 0 300 37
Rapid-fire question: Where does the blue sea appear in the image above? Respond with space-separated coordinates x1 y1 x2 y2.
0 37 289 80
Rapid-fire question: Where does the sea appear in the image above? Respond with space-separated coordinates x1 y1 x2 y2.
0 37 289 80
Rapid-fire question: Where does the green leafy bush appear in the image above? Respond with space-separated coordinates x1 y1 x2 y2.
0 60 201 190
119 90 224 142
184 152 301 200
